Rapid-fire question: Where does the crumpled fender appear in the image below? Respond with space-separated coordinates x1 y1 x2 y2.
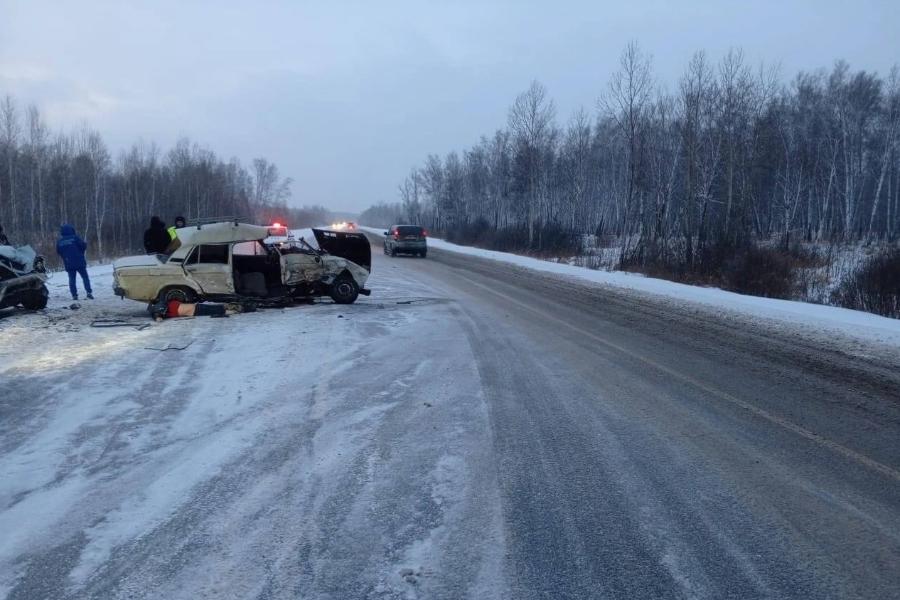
318 258 369 288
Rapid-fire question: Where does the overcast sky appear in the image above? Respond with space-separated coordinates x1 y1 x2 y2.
2 0 898 213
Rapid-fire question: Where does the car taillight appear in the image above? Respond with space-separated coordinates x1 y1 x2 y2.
392 231 400 239
422 230 428 238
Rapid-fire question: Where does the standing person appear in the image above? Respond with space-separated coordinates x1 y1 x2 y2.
165 215 186 254
143 216 170 254
56 224 93 300
0 223 10 246
167 215 186 241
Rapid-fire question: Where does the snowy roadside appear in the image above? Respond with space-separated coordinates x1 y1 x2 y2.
361 226 900 347
0 266 154 372
0 256 501 598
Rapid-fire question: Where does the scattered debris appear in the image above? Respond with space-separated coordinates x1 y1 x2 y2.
143 340 195 352
91 319 151 331
399 567 430 585
69 302 80 310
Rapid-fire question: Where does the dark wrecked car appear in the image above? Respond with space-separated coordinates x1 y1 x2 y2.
113 222 372 305
0 244 49 310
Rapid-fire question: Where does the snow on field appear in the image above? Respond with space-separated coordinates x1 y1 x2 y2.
362 226 900 347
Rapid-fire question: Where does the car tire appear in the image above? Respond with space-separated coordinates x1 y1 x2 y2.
390 246 397 257
161 287 197 303
420 250 427 258
21 285 49 310
329 275 359 304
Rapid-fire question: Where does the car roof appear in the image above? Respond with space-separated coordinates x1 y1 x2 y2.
178 222 271 245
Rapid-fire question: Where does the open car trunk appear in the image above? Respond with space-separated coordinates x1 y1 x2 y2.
313 228 371 272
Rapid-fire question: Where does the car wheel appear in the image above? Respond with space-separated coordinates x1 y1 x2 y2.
390 246 397 257
420 250 427 258
329 275 359 304
161 287 196 303
383 244 388 255
21 285 49 310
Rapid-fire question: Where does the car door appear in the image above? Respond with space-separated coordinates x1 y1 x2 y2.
183 244 235 295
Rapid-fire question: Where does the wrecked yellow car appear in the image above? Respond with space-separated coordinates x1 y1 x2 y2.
113 222 371 305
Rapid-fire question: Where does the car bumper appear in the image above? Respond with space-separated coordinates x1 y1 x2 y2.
391 241 426 249
0 274 47 308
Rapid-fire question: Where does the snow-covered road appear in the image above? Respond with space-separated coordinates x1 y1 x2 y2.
2 244 900 599
1 262 501 599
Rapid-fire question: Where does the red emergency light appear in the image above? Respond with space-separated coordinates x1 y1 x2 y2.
267 222 288 236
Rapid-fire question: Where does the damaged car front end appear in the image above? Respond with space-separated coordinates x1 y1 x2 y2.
0 245 49 310
276 228 372 304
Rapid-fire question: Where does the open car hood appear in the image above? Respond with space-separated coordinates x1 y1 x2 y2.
313 228 371 272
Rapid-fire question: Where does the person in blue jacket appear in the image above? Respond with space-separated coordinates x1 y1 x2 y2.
56 224 93 300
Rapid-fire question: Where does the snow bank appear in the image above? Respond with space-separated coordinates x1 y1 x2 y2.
361 227 900 347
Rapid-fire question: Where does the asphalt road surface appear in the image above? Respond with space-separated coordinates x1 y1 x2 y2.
2 243 899 599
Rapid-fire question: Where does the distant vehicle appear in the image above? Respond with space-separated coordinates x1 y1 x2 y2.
0 245 49 310
330 221 357 231
113 222 371 305
383 225 428 257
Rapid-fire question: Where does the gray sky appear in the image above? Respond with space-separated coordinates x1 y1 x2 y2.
2 0 898 213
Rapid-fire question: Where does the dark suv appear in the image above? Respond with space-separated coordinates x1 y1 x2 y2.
383 225 427 257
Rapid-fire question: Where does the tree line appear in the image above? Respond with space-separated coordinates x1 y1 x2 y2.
382 44 900 275
0 95 326 264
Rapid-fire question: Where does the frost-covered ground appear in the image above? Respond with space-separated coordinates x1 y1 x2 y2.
0 259 500 599
363 227 900 347
3 238 900 599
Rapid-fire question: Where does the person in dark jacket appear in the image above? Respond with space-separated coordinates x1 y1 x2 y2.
57 224 93 300
0 223 10 246
143 216 170 254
